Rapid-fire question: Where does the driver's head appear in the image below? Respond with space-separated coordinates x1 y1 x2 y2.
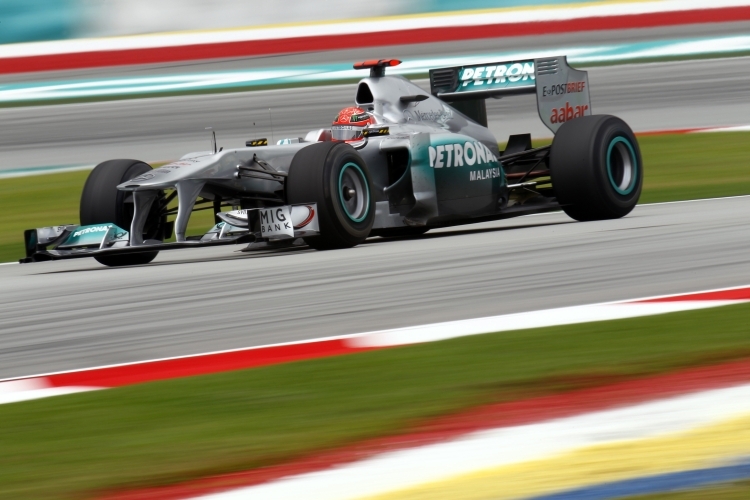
332 107 372 142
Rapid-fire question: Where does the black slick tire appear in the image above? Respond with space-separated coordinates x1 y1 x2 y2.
80 159 163 266
549 115 643 221
286 142 375 249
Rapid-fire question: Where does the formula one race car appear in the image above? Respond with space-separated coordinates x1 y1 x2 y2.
22 56 642 266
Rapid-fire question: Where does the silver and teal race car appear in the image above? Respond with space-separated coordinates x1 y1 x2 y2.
21 56 642 266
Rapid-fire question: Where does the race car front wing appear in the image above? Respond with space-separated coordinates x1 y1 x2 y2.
21 203 319 263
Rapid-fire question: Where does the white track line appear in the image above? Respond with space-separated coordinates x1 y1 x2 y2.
348 301 741 348
0 379 99 405
0 164 95 180
695 125 750 133
640 194 750 206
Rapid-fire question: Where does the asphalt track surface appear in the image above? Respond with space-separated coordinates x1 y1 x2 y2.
2 196 750 379
3 53 750 171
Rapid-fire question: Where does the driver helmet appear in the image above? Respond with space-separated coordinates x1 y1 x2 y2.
332 106 373 142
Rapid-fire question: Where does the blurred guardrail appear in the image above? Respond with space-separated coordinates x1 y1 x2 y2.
2 0 605 44
0 0 80 44
4 1 750 75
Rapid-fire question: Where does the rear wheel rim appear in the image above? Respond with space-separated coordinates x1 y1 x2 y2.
338 162 369 222
606 137 638 195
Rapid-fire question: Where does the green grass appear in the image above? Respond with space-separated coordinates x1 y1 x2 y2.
523 132 750 203
2 131 750 263
0 170 88 263
2 303 750 499
624 480 750 499
637 132 750 203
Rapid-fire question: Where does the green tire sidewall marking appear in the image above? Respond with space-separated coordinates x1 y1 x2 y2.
338 162 370 223
607 136 638 195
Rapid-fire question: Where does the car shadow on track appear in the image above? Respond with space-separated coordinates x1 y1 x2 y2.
35 220 572 274
35 246 313 274
363 220 573 246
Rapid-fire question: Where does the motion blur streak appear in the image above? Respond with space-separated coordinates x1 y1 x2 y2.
189 385 750 499
3 0 750 73
5 35 750 104
4 57 750 173
365 415 750 500
527 461 750 500
95 359 750 500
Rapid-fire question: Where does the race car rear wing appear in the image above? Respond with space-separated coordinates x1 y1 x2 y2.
429 56 591 134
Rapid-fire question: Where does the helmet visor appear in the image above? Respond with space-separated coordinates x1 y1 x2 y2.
332 126 363 141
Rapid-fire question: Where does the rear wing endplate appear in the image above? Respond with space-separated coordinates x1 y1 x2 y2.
429 56 591 134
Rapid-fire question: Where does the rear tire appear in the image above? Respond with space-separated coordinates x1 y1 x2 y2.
550 115 642 221
286 142 375 249
80 159 163 266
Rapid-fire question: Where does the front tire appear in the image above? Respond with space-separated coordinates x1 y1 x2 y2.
550 115 642 221
286 142 375 249
80 159 163 266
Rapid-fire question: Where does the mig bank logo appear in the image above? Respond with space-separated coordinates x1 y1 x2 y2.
458 61 535 92
259 207 294 238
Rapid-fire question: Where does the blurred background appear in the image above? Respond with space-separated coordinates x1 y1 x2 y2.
2 1 750 499
2 0 606 43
